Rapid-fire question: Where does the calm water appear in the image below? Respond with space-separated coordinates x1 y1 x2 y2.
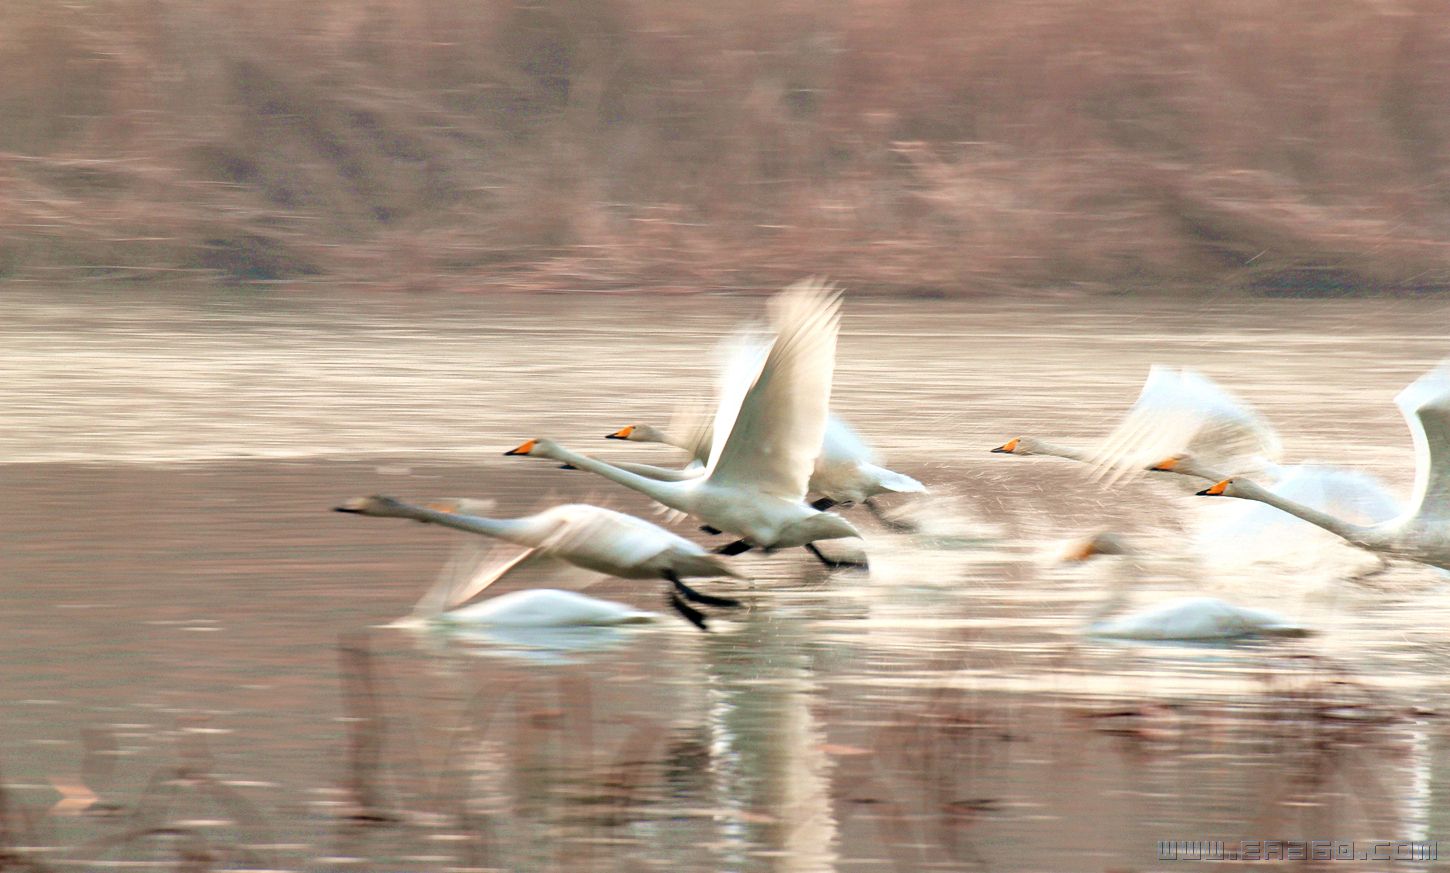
2 286 1449 871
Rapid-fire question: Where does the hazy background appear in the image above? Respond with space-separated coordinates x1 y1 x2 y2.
4 0 1449 294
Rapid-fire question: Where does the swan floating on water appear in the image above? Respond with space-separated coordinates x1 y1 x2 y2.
1064 533 1312 641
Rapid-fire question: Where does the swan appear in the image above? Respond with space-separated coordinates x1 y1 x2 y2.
991 366 1283 481
334 496 743 629
505 279 865 569
1194 362 1450 572
1064 533 1311 640
396 539 658 628
992 366 1402 559
607 413 926 529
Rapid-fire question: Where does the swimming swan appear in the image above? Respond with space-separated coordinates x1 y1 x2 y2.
1065 533 1311 640
1195 361 1450 572
335 496 742 629
505 279 865 569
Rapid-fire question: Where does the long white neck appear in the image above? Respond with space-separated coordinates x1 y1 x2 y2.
1033 439 1092 463
609 459 705 483
1235 480 1375 546
384 503 543 546
543 443 688 510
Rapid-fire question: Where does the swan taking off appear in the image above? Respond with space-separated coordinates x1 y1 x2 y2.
335 496 742 629
1064 533 1311 641
398 539 658 628
992 365 1402 563
505 279 865 569
607 413 926 529
1194 360 1450 573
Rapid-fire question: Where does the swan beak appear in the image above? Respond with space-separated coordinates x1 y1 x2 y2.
606 426 633 440
1149 456 1179 472
504 439 537 456
334 497 368 514
1197 479 1231 496
1062 540 1098 562
990 437 1020 454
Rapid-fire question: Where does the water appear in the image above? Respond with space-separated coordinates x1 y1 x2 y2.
2 286 1449 871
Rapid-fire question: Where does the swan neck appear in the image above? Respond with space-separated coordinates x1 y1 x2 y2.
548 444 681 505
1034 440 1091 463
1244 482 1372 545
1086 560 1135 626
393 504 536 544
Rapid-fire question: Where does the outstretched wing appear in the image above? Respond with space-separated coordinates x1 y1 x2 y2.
820 414 879 466
411 541 550 619
1090 366 1283 485
1395 361 1450 519
706 279 841 501
534 504 684 569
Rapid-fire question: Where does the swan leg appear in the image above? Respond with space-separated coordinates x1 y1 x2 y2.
863 498 918 533
803 542 869 571
810 497 839 511
666 572 742 607
715 539 754 556
558 463 578 470
668 592 709 630
1344 554 1393 585
700 525 722 536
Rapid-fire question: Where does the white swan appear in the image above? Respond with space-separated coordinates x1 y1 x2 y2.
1194 360 1450 572
992 365 1402 559
991 366 1283 479
607 413 926 528
505 279 865 569
335 496 742 629
1065 533 1311 640
399 539 658 628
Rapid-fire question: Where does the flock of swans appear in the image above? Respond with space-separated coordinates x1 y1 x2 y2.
336 279 1450 642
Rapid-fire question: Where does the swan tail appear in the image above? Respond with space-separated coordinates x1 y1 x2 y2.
864 464 928 494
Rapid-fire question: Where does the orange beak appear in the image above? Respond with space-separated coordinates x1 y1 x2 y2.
1149 456 1180 472
991 437 1020 454
504 438 537 456
606 426 634 440
1196 479 1231 496
1063 540 1098 562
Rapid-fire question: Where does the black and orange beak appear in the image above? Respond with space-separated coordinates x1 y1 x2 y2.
504 439 537 456
1196 479 1230 496
1149 456 1180 472
990 437 1020 454
606 426 634 440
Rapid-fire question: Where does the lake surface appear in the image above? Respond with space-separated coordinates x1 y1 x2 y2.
2 286 1449 871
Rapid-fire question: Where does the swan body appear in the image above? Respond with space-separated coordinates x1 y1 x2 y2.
507 279 862 553
443 589 657 627
336 496 741 628
1196 362 1450 572
1067 533 1311 641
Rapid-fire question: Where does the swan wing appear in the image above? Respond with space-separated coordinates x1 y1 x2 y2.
821 414 879 465
1091 366 1283 484
412 541 553 618
536 505 688 569
706 278 842 500
667 394 716 465
1395 361 1450 520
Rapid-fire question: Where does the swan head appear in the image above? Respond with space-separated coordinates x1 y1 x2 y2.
990 436 1045 455
606 424 668 443
334 495 409 517
504 437 562 459
1148 452 1216 479
1061 532 1133 563
1196 478 1236 497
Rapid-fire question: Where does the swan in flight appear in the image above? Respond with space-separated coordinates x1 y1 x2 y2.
1064 533 1311 641
1196 362 1450 572
505 279 865 569
991 366 1284 480
334 496 742 629
992 366 1402 557
606 414 926 529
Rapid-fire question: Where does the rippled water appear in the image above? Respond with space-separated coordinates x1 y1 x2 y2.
2 286 1449 871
